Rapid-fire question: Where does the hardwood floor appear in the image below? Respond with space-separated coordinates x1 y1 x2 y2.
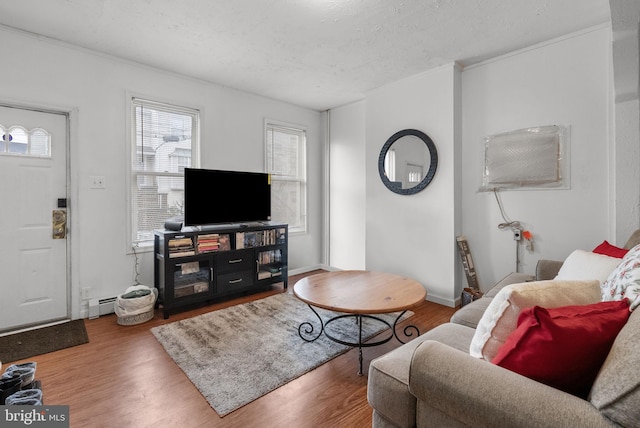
6 270 456 428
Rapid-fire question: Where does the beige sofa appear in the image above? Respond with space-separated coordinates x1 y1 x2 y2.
367 234 640 428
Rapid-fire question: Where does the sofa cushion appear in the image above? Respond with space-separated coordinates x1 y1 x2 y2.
469 279 601 361
483 272 535 298
536 259 564 281
450 298 491 329
409 341 613 428
554 250 621 283
592 240 629 258
624 229 640 249
367 323 474 428
590 308 640 427
450 272 533 329
492 300 630 398
601 243 640 311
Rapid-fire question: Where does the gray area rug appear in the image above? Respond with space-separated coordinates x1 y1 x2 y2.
151 293 412 416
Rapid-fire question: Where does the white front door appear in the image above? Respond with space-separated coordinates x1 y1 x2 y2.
0 105 69 333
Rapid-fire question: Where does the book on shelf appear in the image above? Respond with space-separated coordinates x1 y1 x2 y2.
168 236 195 257
269 229 279 245
173 284 192 298
198 234 219 242
193 282 210 293
218 234 231 250
244 232 258 247
197 233 220 253
258 229 283 245
258 271 271 280
258 249 281 265
170 250 196 258
231 228 287 250
168 237 193 247
180 261 200 275
236 232 245 249
175 282 210 298
174 266 209 285
198 244 219 253
257 266 281 280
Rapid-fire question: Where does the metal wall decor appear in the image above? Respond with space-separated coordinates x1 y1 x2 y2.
378 129 438 195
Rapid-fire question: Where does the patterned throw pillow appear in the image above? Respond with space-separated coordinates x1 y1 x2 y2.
602 244 640 311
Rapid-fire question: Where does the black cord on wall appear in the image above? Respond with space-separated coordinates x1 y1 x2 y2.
132 242 141 285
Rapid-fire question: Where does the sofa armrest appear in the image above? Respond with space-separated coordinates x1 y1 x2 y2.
409 341 612 428
535 259 563 280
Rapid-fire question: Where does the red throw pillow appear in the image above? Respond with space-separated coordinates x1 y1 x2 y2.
592 240 629 258
492 300 630 398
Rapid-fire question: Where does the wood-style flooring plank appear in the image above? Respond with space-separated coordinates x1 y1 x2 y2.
4 270 456 428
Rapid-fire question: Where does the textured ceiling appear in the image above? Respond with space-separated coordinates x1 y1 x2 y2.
0 0 611 111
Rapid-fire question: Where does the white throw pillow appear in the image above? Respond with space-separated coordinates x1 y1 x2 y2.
469 279 601 361
554 250 621 283
602 243 640 311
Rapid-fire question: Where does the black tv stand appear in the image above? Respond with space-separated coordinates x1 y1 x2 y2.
154 222 288 319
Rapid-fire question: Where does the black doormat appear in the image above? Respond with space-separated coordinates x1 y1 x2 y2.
0 320 89 364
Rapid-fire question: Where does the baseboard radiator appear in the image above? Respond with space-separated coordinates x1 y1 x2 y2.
88 296 117 319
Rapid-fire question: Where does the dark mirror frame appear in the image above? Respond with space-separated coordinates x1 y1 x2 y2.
378 129 438 195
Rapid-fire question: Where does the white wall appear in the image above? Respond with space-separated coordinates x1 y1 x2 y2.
365 65 461 306
328 101 366 270
0 27 324 319
329 26 614 304
461 26 612 289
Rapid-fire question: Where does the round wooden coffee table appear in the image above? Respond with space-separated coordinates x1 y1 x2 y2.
293 270 426 375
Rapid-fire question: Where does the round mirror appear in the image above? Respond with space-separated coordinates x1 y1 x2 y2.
378 129 438 195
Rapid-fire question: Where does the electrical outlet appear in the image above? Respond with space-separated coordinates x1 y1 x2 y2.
81 287 91 299
513 229 522 241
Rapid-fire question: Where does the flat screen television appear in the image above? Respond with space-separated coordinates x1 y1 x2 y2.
184 168 271 226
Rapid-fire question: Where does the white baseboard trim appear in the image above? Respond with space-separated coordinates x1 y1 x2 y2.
288 264 334 276
426 294 457 308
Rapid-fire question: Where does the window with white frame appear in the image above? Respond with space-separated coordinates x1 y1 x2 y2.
265 121 307 234
130 98 200 246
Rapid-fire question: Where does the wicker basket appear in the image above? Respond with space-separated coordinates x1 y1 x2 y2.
115 286 157 326
117 307 155 326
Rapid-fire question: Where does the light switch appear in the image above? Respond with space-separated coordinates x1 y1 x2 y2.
90 176 106 189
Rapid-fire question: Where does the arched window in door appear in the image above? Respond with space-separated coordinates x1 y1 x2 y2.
0 125 51 157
